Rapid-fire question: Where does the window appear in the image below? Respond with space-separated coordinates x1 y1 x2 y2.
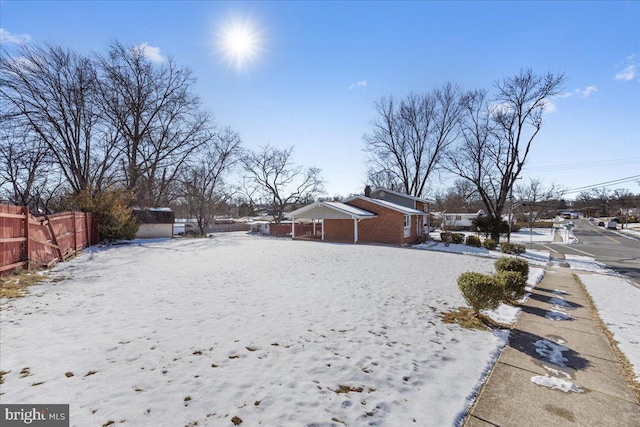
404 215 411 228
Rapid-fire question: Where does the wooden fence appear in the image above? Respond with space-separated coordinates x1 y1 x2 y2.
0 204 99 274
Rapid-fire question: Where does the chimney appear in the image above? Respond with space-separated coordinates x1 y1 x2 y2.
364 185 371 197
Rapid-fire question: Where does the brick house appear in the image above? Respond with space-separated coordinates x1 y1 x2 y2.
288 189 431 245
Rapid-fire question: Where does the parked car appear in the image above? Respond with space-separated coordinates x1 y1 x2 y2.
598 221 605 227
606 221 617 230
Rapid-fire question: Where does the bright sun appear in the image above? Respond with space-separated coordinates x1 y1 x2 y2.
216 16 264 71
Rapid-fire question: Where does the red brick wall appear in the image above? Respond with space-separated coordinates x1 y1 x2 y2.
324 219 355 242
321 199 426 245
349 198 404 245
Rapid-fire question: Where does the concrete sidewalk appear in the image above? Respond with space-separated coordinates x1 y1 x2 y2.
465 254 640 426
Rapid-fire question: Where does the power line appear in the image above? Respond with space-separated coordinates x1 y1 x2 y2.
564 175 640 194
523 157 640 173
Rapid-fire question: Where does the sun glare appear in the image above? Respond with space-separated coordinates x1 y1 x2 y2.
216 16 264 72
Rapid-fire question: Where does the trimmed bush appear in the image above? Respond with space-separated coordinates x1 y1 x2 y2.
495 257 529 279
465 235 482 247
440 232 465 244
500 242 526 255
451 233 465 244
496 271 527 301
483 238 497 250
511 224 521 233
457 272 504 314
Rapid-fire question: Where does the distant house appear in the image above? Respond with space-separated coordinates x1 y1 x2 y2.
249 220 271 235
438 210 486 230
132 208 175 239
288 187 431 245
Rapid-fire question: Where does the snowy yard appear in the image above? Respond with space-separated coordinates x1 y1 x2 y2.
1 232 514 427
2 231 637 426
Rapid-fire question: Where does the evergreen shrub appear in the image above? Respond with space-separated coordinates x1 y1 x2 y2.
457 272 503 313
496 271 528 301
495 257 529 279
465 235 482 247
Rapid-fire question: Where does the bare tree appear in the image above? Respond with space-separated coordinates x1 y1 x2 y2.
0 125 62 212
242 145 324 223
434 178 482 213
364 83 463 197
0 44 119 195
514 178 563 228
98 41 213 207
447 70 565 241
178 128 243 235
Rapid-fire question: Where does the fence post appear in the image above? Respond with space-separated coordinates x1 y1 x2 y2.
72 211 77 253
23 206 30 270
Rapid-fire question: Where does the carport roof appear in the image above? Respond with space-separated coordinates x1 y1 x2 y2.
288 201 376 220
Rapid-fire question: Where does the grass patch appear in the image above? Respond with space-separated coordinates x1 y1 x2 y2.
331 384 375 394
440 307 488 330
0 370 9 385
575 274 640 404
0 270 46 299
440 307 512 330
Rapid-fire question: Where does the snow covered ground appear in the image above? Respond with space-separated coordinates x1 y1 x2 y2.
2 233 516 427
1 229 637 427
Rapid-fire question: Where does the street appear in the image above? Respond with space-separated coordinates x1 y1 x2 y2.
530 219 640 287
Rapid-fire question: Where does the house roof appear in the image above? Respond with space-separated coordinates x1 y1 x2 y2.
370 187 435 205
288 201 377 220
347 196 427 215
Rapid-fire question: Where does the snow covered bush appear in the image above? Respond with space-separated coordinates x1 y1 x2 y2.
496 271 527 301
483 238 497 250
457 272 503 314
495 257 529 279
465 235 482 247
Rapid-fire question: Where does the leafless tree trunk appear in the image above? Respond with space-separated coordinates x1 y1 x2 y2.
447 70 565 242
98 41 214 207
0 44 119 196
364 83 463 197
241 145 324 224
178 128 243 235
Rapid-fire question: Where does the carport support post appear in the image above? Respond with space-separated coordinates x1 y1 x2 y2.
291 217 295 239
321 219 325 240
353 217 358 244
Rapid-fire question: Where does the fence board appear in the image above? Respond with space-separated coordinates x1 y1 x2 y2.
1 203 99 275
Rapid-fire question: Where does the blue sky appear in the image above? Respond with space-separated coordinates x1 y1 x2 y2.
1 1 639 199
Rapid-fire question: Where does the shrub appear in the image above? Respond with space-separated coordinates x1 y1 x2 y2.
483 238 497 250
495 257 529 279
451 233 465 244
57 189 139 242
511 224 521 233
457 272 503 314
440 232 464 244
496 271 527 301
500 242 526 255
465 235 482 247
